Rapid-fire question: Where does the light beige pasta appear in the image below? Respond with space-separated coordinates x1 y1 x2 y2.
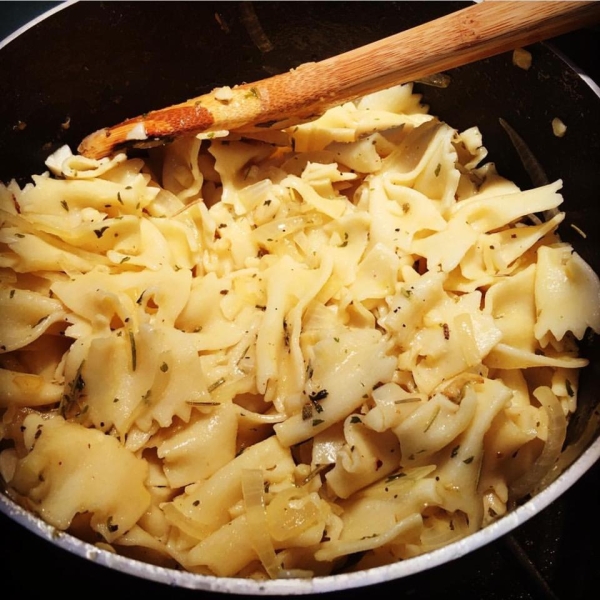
1 83 599 580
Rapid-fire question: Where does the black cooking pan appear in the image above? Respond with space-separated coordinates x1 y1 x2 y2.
1 1 599 597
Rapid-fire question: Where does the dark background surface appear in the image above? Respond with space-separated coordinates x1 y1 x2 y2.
0 2 599 599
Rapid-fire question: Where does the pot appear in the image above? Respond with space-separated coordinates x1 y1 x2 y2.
1 2 599 598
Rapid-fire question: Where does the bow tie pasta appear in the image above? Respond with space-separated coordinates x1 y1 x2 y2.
1 83 599 579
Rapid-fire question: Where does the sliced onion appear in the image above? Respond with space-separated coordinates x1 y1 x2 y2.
241 468 281 578
508 386 567 500
419 513 469 552
265 487 321 542
314 513 422 562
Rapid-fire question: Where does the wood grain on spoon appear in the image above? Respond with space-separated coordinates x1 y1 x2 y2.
78 0 600 159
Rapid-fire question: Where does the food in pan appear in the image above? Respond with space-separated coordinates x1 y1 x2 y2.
1 84 598 578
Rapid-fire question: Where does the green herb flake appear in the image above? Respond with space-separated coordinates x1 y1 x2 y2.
350 415 362 424
423 405 440 433
208 377 226 393
308 389 327 413
306 361 314 380
283 318 290 347
450 445 460 458
107 516 119 533
60 361 86 418
565 379 574 397
160 362 169 373
312 418 325 427
60 199 69 211
128 330 137 371
434 163 441 177
309 389 328 402
186 400 221 406
442 322 450 340
236 346 250 366
94 226 110 239
463 456 474 465
302 404 313 421
120 256 131 264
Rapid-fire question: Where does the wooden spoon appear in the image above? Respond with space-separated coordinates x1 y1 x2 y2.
78 1 600 159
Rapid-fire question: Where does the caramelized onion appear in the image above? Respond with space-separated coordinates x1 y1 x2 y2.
508 386 567 500
241 468 280 578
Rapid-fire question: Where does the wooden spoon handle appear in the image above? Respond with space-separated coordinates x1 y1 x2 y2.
79 1 600 159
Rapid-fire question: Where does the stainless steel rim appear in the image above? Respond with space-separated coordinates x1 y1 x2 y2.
1 435 598 595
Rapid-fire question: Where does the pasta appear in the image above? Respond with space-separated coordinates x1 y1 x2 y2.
1 83 599 579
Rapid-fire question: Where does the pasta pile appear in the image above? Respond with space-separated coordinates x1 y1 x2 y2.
1 84 599 579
